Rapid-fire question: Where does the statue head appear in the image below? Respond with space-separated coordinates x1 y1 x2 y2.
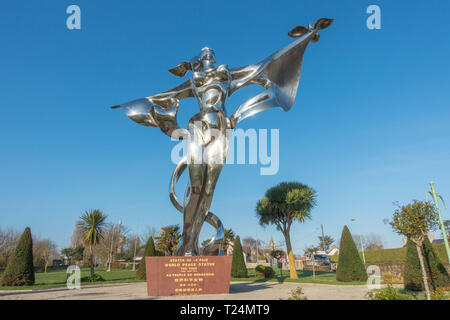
196 47 216 72
168 47 216 77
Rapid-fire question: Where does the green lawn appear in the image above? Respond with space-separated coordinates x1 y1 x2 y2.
231 268 370 285
1 267 396 291
0 268 143 291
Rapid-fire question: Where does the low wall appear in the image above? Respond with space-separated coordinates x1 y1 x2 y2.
245 262 270 269
364 262 404 277
246 261 330 271
363 262 450 277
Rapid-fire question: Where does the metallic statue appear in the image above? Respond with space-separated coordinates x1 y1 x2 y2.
112 18 333 256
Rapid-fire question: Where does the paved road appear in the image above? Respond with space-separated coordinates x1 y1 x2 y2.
0 281 377 300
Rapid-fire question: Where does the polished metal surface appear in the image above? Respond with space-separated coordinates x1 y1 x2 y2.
113 18 333 256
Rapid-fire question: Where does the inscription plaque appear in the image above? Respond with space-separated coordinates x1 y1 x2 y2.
146 256 232 296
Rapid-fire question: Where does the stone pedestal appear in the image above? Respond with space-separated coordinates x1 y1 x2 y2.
146 256 232 296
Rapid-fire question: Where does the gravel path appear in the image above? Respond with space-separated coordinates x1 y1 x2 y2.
0 281 384 300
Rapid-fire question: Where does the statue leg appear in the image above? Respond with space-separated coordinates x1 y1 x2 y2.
176 127 228 255
176 161 207 256
177 162 225 256
170 156 224 255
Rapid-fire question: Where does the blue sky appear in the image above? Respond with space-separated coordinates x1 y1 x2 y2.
0 1 449 255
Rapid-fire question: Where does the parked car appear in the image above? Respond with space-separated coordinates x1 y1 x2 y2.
313 254 331 266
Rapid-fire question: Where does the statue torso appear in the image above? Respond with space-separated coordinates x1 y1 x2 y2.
191 64 231 115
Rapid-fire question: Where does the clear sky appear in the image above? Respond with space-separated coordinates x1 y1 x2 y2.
1 1 449 255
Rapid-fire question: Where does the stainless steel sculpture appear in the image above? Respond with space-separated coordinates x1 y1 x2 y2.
113 18 333 256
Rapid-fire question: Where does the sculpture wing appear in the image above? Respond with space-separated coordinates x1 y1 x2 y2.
228 27 316 127
111 80 193 138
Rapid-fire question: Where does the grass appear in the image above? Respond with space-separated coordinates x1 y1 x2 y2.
0 268 143 291
1 267 399 291
231 268 369 285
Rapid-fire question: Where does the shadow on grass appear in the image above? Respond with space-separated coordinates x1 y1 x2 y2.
232 269 338 284
229 281 274 294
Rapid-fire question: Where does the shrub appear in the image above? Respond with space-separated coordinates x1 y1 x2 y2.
264 266 275 278
367 284 413 300
284 287 308 300
404 237 450 291
254 265 275 278
255 265 265 277
136 236 157 280
336 225 367 282
231 236 248 278
81 273 104 282
1 227 35 286
383 273 403 283
430 288 449 300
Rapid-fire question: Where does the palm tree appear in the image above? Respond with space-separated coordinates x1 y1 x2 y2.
222 228 236 254
156 225 180 256
318 235 334 252
79 209 107 278
256 182 316 279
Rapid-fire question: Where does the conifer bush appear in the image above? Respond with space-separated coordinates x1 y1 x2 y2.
1 227 35 286
336 225 367 282
404 237 450 291
231 236 248 278
136 236 157 280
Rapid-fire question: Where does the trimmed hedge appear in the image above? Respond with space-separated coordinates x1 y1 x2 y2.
136 236 157 280
231 236 247 278
1 227 35 286
404 237 450 291
336 225 367 282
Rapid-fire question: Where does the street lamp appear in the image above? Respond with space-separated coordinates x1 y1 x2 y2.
426 181 450 263
351 217 366 264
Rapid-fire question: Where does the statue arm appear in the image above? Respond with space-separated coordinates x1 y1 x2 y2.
227 20 328 128
112 80 193 139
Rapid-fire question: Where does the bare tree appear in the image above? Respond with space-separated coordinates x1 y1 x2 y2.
350 233 384 251
304 246 319 280
140 226 158 244
0 228 20 268
70 221 84 248
33 237 58 272
242 237 263 249
95 223 129 266
363 233 384 251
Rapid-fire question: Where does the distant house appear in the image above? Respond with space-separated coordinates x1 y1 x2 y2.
241 246 272 262
327 245 339 256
